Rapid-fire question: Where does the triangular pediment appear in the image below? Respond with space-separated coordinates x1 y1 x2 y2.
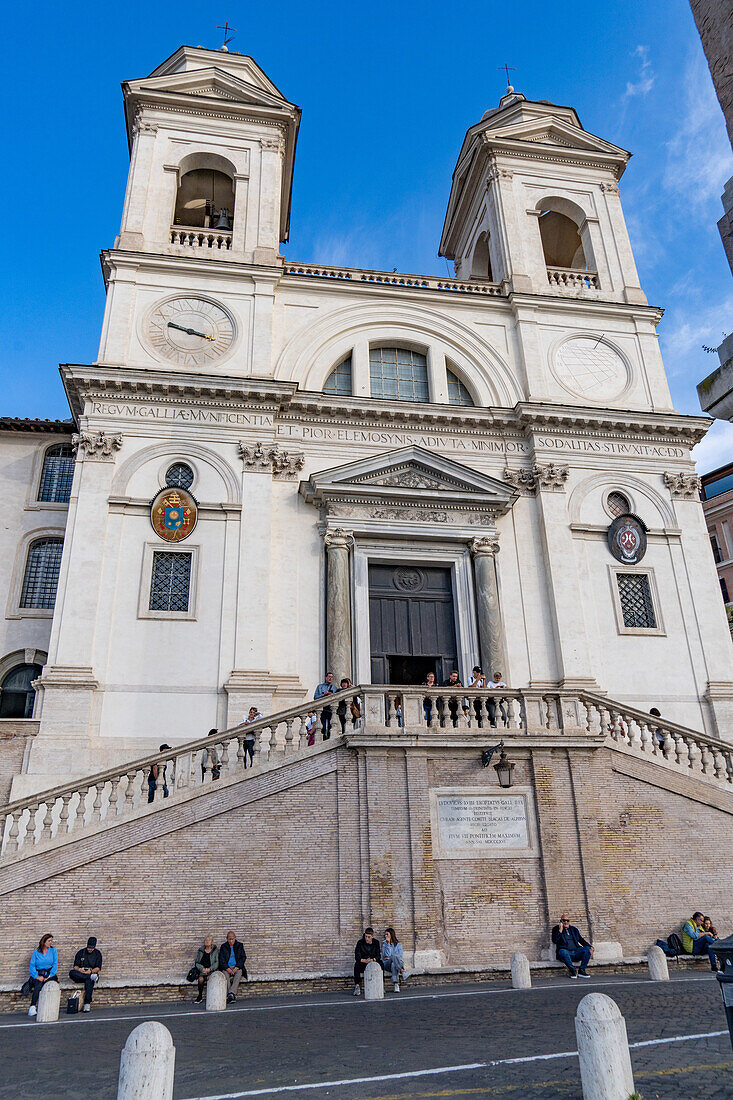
301 446 518 515
486 116 626 157
129 67 291 111
148 46 289 101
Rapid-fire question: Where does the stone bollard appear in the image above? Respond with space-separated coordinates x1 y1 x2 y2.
206 970 228 1012
575 993 635 1100
36 979 61 1023
364 960 385 1000
118 1022 175 1100
647 944 670 981
510 951 531 989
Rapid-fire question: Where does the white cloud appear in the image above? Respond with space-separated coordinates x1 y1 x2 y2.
623 45 655 99
692 417 733 474
659 292 733 382
664 50 733 212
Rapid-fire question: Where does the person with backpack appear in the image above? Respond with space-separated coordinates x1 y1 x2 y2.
682 912 718 971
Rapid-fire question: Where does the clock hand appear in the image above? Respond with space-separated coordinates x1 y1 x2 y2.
167 321 215 341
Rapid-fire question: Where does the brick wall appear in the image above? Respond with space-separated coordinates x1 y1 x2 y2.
1 741 732 987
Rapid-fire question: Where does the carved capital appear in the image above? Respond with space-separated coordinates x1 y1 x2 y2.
504 466 536 495
239 441 304 479
132 108 158 136
261 135 284 158
71 431 122 461
239 441 272 469
663 471 701 499
324 528 354 551
600 181 620 195
532 462 569 492
470 534 500 558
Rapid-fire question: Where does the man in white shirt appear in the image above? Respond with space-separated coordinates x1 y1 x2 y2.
487 671 508 728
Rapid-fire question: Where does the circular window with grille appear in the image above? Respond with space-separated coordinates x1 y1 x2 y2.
606 491 631 518
165 463 195 490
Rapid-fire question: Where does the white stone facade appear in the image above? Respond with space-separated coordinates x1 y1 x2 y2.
3 45 733 796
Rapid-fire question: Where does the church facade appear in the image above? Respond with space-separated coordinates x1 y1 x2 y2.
2 44 733 800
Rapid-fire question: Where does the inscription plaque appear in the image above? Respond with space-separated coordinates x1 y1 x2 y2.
430 787 538 859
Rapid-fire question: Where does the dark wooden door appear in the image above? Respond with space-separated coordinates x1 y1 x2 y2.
368 565 458 684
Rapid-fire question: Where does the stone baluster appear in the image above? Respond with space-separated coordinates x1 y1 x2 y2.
70 789 88 833
92 783 104 824
713 748 728 781
685 736 701 775
124 772 137 813
6 812 20 854
425 693 436 728
236 736 246 770
139 769 149 803
662 730 675 761
284 718 295 753
108 777 122 818
470 535 507 679
39 802 54 843
219 740 230 777
59 792 73 835
700 742 714 777
673 732 689 769
324 529 354 686
639 721 653 756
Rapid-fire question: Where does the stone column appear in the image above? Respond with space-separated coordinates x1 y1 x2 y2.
470 535 507 677
324 529 353 684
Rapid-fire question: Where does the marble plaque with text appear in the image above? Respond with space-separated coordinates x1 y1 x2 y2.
430 788 538 859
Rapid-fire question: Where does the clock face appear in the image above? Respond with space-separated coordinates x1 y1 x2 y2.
553 336 629 401
146 297 235 366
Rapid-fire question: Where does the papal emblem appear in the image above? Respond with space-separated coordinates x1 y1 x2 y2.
607 514 647 564
150 487 197 542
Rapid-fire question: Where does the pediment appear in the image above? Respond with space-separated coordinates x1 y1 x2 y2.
131 67 291 110
300 446 517 515
486 117 626 157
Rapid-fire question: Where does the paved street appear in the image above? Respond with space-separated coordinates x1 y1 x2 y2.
0 972 731 1099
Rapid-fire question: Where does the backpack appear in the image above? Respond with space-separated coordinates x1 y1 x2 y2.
667 933 683 956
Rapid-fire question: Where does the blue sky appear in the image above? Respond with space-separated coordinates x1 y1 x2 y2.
4 0 732 470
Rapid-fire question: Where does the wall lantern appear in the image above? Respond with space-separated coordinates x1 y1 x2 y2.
481 740 515 788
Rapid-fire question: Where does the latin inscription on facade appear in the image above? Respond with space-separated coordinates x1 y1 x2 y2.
430 788 538 859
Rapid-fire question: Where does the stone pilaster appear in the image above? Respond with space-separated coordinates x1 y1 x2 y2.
324 529 353 684
470 534 507 678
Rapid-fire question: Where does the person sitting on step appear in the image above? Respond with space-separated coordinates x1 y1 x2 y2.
353 926 383 995
381 927 406 992
69 935 103 1012
682 912 719 971
551 913 593 979
219 930 247 1003
193 935 219 1003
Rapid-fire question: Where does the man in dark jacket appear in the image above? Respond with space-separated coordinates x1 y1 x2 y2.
353 926 383 996
551 913 593 978
69 935 103 1010
219 930 247 1003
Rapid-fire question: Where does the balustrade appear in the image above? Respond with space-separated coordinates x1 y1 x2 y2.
546 266 600 291
283 263 502 297
169 227 232 251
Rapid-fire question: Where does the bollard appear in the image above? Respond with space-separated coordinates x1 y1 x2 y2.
118 1022 175 1100
647 944 669 982
36 979 61 1023
206 970 228 1012
510 951 531 989
364 960 385 1000
575 993 635 1100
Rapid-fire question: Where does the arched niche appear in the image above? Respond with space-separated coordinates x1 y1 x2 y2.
112 442 241 505
535 196 595 272
569 472 675 530
470 231 494 281
173 152 237 230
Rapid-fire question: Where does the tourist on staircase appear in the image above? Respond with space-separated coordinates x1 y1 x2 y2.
69 935 102 1012
487 672 508 728
551 913 593 979
314 672 337 739
440 669 463 727
219 930 247 1003
337 678 360 733
242 706 264 766
202 730 221 782
193 935 219 1003
27 933 58 1017
353 926 383 996
381 927 405 992
148 745 171 802
422 671 437 724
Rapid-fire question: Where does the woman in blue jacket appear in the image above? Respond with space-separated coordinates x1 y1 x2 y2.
28 933 58 1017
381 927 405 992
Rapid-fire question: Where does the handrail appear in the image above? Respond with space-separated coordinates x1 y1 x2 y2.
582 691 733 755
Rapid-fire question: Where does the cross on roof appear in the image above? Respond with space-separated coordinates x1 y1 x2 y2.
217 21 237 48
497 62 517 91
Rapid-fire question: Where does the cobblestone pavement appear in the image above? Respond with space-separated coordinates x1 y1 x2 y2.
0 972 730 1099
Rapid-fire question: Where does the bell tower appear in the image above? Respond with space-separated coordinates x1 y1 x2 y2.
440 88 646 305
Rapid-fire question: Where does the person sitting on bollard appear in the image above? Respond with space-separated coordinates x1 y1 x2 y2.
353 926 383 996
219 930 247 1003
551 913 593 979
69 935 103 1012
27 933 58 1017
381 927 405 993
682 912 719 971
193 935 219 1003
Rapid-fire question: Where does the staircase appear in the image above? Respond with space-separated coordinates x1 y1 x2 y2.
2 685 732 871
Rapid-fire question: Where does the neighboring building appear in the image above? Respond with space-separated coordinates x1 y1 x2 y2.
701 460 733 631
692 0 733 418
2 44 733 804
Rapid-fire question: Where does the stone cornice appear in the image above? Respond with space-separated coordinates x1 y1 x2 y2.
100 248 283 290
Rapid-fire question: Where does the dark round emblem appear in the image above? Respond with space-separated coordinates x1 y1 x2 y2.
607 514 647 564
150 487 198 542
394 567 425 592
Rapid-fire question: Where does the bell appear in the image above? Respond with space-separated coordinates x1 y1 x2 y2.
214 208 232 231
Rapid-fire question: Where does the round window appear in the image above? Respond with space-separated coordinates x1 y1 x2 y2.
165 463 194 490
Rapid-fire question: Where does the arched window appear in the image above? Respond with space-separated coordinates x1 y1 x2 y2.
174 168 235 231
538 208 586 269
0 663 42 718
20 537 64 610
470 232 493 281
369 348 429 402
447 369 474 407
38 442 74 503
323 357 353 396
607 491 631 518
165 462 195 490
